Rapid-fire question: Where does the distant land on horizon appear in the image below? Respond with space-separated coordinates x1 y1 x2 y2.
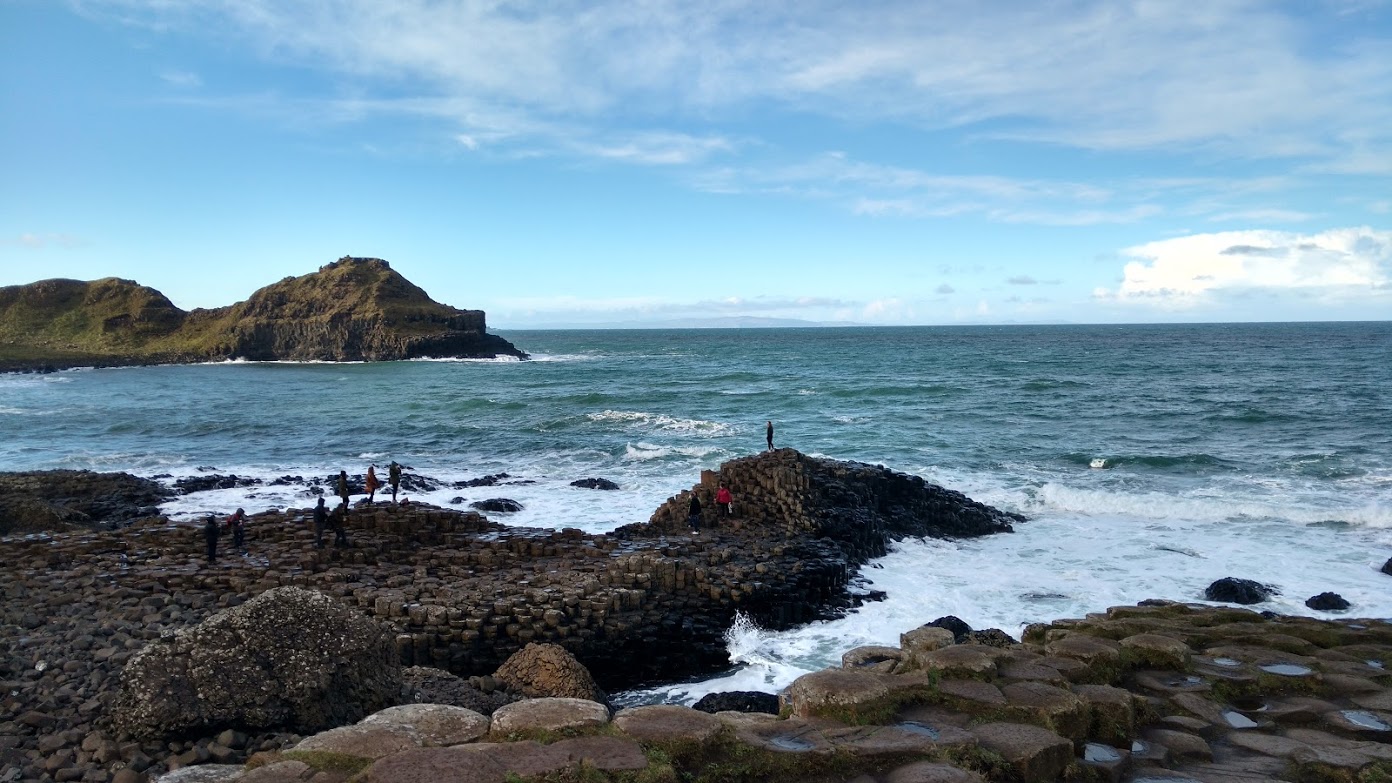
503 316 873 330
0 257 525 371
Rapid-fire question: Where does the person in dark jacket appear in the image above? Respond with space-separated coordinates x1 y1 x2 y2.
332 502 351 547
766 420 774 451
203 515 219 563
687 493 702 535
336 470 351 506
313 497 328 549
388 462 402 503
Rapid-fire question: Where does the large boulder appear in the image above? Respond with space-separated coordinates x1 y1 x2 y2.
106 587 401 738
1204 577 1276 605
492 643 604 702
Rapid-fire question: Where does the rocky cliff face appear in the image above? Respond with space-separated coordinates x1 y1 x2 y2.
0 257 525 369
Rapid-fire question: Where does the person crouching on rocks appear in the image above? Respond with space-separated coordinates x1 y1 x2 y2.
365 465 381 504
715 483 733 518
226 507 247 553
313 497 328 549
203 515 219 563
688 493 702 535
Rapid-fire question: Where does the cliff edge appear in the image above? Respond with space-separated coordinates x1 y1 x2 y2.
0 257 526 370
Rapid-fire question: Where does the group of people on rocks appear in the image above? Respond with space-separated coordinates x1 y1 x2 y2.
203 460 409 563
203 419 779 562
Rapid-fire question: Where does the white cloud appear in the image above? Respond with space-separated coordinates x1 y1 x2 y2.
1100 227 1392 309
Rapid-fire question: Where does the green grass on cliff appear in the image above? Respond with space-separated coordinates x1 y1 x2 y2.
0 257 485 368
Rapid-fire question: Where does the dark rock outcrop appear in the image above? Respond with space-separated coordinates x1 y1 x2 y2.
1305 592 1351 611
471 498 523 514
1382 557 1392 576
0 470 169 533
493 643 605 703
691 691 780 714
1204 577 1277 605
175 474 262 495
0 256 525 371
400 667 521 715
106 586 401 739
571 478 620 491
928 615 974 643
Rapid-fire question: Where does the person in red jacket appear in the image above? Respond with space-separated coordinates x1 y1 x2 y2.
715 483 733 518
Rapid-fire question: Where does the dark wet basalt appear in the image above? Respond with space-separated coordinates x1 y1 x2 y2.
0 470 170 534
0 449 1021 781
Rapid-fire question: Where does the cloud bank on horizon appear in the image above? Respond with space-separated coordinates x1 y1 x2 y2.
1 0 1389 325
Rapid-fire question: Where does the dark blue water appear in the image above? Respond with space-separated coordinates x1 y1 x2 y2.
4 322 1390 699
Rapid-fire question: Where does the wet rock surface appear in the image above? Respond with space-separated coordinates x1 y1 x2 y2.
1204 577 1277 605
58 602 1391 782
0 449 1022 780
0 470 170 534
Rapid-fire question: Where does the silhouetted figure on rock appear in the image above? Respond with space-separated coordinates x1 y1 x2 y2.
688 494 702 535
389 461 402 503
203 516 219 563
313 497 328 549
766 420 774 451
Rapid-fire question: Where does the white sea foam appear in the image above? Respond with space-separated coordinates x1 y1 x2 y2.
588 410 732 436
409 355 524 363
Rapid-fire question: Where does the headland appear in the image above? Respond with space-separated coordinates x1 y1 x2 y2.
0 257 525 371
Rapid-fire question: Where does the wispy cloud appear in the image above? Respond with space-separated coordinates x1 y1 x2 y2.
73 0 1391 169
7 233 83 249
158 69 202 88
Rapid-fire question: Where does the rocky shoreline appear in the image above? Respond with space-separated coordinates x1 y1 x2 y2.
0 450 1021 780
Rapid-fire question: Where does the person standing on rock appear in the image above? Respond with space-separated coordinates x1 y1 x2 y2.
203 515 219 563
313 497 328 549
687 493 702 535
388 461 402 504
766 420 775 451
227 507 246 553
715 483 733 519
332 502 351 547
365 465 381 504
336 470 350 506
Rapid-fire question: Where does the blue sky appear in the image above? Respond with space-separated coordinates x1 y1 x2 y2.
2 0 1390 327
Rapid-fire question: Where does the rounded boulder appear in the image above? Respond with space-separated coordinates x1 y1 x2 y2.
107 586 400 738
492 643 603 702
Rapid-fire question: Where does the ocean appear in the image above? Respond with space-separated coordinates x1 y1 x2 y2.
3 322 1390 704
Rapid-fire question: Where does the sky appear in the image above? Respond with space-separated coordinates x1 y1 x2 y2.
2 1 1390 327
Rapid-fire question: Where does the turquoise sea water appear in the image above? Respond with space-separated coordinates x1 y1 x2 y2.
3 322 1390 700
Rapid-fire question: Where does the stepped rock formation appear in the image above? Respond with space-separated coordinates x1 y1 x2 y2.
0 256 524 370
0 450 1023 778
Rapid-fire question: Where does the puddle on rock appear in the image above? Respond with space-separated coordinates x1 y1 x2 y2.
1210 657 1242 668
1260 663 1313 676
894 721 940 740
767 735 816 751
1224 710 1259 728
1167 675 1205 687
1341 711 1392 731
1368 660 1386 670
1084 743 1122 763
